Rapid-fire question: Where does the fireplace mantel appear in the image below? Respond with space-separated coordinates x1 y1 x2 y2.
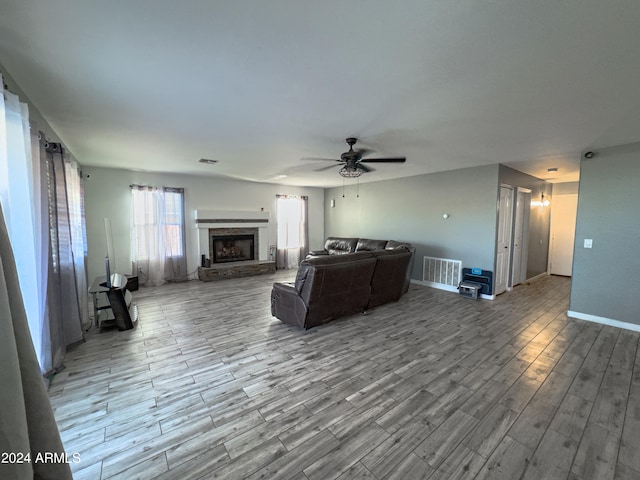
195 210 271 262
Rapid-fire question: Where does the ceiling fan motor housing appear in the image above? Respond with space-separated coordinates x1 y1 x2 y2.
341 138 360 161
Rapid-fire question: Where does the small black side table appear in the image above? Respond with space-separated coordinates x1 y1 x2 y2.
89 274 138 331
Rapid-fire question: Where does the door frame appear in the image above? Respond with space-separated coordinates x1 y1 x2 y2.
495 184 514 295
510 187 531 289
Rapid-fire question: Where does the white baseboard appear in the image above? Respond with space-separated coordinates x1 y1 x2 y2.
411 279 458 293
567 310 640 333
411 279 495 300
525 272 548 283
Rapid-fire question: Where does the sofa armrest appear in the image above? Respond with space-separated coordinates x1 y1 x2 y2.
272 281 297 295
271 282 309 328
308 250 329 256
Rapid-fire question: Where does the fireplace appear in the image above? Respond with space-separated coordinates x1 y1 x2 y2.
212 234 254 263
196 210 270 268
209 227 258 264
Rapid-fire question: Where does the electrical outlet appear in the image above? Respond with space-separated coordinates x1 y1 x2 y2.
584 239 593 249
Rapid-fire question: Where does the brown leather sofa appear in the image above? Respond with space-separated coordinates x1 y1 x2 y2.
307 237 415 293
271 247 413 329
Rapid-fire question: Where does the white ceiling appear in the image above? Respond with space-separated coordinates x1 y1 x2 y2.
1 1 639 187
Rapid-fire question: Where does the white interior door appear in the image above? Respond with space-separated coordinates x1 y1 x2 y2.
549 194 578 276
495 185 514 295
511 189 531 287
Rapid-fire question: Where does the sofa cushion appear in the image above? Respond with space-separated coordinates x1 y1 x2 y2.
385 240 412 252
324 237 358 255
355 238 388 252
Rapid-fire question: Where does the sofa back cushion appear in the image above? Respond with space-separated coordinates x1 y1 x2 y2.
324 237 358 255
355 238 388 252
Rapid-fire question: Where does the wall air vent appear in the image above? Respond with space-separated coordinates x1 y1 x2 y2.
199 158 218 164
422 256 462 292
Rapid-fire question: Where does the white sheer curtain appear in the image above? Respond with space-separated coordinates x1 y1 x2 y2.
0 83 47 370
0 76 87 375
276 195 309 269
131 185 187 287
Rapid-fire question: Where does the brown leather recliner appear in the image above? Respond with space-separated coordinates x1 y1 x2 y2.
367 249 414 309
271 252 377 329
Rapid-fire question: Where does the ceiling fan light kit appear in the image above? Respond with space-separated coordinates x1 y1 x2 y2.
339 166 363 178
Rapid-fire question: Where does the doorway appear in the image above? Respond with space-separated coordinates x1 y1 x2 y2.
549 194 578 276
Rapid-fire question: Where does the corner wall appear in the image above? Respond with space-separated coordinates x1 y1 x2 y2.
324 165 500 282
83 167 325 282
569 143 640 328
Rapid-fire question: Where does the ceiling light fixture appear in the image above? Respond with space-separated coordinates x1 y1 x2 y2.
339 165 362 178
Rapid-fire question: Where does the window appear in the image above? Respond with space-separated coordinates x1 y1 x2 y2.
131 186 185 260
276 196 303 249
275 195 308 269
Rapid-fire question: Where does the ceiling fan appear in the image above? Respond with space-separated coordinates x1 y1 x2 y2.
302 138 406 177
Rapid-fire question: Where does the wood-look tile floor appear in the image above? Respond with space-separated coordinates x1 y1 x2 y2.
48 272 640 480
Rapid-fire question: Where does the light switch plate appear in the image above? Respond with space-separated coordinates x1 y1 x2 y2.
584 239 593 248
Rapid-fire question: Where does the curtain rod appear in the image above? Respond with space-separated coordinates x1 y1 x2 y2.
130 184 184 192
276 194 308 200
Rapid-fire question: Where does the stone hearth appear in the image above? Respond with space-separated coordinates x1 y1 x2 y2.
197 261 275 281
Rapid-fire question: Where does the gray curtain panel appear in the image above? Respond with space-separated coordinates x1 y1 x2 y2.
0 202 72 480
44 140 88 374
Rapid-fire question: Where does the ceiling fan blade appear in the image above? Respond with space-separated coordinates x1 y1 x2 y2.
313 164 340 172
359 157 406 163
301 157 340 162
355 148 374 157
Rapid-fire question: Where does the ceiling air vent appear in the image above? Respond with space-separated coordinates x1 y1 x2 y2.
199 158 218 165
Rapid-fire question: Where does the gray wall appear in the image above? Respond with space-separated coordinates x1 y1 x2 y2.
83 167 325 282
498 165 551 279
1 64 63 145
570 143 640 325
324 165 500 282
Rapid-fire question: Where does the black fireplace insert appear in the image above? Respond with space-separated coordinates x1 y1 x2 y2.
211 234 255 263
